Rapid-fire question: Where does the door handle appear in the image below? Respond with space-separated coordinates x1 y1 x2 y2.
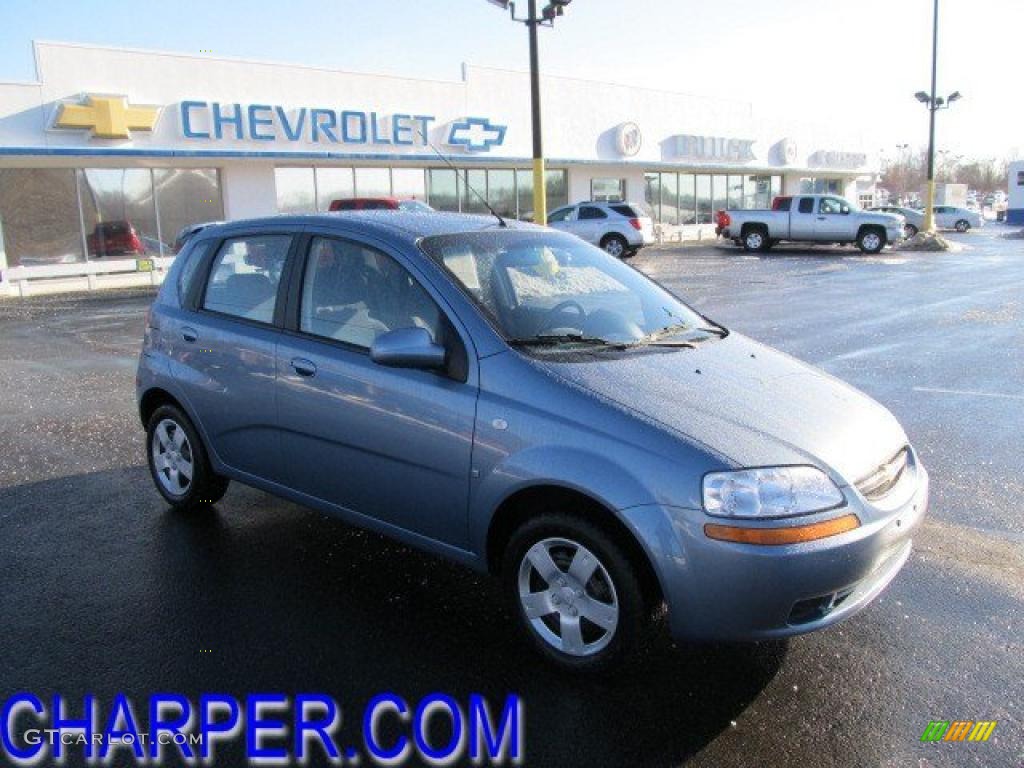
817 216 827 221
181 327 198 343
290 358 317 377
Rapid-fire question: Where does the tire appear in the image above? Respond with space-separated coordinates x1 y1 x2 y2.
621 248 637 259
502 511 647 672
600 234 629 259
742 227 769 252
856 227 886 254
904 223 919 238
955 219 970 233
146 404 229 511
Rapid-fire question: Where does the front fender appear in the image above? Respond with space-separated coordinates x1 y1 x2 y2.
468 444 659 557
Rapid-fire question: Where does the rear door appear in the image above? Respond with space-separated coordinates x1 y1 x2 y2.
170 230 296 482
789 196 817 239
274 231 478 549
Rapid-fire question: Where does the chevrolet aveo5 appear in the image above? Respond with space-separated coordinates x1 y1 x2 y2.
137 212 928 671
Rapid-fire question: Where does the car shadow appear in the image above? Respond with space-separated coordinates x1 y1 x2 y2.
1 469 787 767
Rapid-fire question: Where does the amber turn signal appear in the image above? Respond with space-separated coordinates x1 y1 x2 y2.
704 513 860 545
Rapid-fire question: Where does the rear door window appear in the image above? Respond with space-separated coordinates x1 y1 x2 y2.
578 206 607 220
202 235 292 324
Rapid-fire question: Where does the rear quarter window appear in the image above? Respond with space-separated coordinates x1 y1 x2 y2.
176 240 213 305
610 205 639 218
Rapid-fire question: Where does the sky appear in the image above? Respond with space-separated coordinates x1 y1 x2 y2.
1 0 1020 161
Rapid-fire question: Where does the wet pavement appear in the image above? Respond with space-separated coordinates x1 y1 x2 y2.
0 228 1021 767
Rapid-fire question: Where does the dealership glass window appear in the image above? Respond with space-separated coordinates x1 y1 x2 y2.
546 169 569 211
153 169 224 252
428 169 459 212
676 174 695 224
0 168 84 267
694 175 711 224
509 169 532 221
644 173 660 221
711 176 727 218
78 168 161 256
800 178 842 195
726 175 745 209
354 167 392 198
770 175 783 203
276 168 316 214
487 169 516 219
315 167 355 211
391 168 427 203
461 170 490 214
591 178 625 202
659 173 678 225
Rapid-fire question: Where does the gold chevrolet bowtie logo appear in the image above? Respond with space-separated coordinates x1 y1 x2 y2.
55 94 160 139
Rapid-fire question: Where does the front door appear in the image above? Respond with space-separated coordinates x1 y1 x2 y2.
815 196 857 240
275 234 478 549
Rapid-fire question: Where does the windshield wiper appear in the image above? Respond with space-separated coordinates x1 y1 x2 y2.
509 333 623 348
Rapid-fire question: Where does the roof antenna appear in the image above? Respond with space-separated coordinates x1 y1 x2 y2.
417 125 507 228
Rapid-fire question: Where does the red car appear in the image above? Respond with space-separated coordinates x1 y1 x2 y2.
86 221 144 257
328 197 433 213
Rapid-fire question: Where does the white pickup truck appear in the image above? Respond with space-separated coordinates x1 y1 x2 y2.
716 194 904 254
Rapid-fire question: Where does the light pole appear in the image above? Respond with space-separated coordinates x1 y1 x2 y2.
915 0 961 233
488 0 571 224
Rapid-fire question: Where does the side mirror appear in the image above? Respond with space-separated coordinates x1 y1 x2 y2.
370 327 446 370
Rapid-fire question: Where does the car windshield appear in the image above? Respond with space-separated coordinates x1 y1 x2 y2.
419 230 717 346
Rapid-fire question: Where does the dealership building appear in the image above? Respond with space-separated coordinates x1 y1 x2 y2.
0 41 879 294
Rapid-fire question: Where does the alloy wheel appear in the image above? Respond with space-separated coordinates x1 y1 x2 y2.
604 238 625 258
517 537 620 657
151 418 194 496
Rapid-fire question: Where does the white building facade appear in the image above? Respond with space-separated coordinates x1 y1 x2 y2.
0 42 880 291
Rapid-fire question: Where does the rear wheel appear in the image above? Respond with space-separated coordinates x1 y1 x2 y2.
904 223 919 238
600 234 628 258
742 227 769 252
147 404 229 511
503 512 647 672
856 227 886 254
955 219 970 232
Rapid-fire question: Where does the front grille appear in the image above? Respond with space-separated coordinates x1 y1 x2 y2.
856 446 910 501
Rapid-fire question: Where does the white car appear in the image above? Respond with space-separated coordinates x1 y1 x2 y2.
934 206 983 232
547 202 655 258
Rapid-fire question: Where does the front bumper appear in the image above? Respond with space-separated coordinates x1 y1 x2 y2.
621 460 929 642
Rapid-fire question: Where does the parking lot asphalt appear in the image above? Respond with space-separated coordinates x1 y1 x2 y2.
1 228 1021 767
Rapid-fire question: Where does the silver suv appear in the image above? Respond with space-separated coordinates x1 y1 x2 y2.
547 201 655 258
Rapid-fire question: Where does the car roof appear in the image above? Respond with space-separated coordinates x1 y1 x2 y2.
196 211 540 249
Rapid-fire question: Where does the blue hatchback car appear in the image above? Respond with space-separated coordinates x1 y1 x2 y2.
137 212 928 670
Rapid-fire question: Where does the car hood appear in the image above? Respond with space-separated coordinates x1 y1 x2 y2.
538 333 907 486
866 211 904 227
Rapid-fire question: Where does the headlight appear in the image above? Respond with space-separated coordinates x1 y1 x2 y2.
702 466 844 519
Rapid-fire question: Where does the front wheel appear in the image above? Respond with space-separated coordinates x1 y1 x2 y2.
503 513 647 672
955 219 971 232
857 228 886 254
600 234 628 258
147 404 229 511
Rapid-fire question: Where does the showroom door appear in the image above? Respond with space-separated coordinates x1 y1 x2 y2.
275 234 478 549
